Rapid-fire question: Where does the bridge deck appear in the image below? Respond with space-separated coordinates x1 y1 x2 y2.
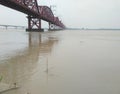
0 0 39 17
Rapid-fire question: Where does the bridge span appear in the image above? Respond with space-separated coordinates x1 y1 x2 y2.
0 0 65 31
0 24 26 29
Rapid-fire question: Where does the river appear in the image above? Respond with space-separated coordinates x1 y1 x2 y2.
0 29 120 94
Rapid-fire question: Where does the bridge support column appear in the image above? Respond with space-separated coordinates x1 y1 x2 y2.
26 16 44 32
48 23 62 31
48 22 55 31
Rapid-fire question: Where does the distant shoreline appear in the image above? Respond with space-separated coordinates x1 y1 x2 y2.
66 28 120 30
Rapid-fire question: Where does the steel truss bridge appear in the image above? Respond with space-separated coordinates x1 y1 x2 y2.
0 0 65 31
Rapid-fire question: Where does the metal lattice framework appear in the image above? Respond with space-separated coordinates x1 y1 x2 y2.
0 0 65 31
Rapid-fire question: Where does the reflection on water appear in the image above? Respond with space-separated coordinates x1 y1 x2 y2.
1 30 120 94
0 30 59 94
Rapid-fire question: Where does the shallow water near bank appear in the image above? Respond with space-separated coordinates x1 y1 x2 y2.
0 29 120 94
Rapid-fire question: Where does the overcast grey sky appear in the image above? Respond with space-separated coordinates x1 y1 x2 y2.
0 0 120 28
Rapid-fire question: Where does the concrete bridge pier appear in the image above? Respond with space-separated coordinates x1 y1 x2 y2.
48 22 62 31
48 22 55 31
26 16 44 32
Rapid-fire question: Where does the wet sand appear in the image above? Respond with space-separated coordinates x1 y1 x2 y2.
0 29 120 94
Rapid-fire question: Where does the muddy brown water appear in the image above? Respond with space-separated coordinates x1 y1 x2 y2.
0 29 120 94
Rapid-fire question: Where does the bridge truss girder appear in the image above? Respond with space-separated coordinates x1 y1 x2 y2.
0 0 66 31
